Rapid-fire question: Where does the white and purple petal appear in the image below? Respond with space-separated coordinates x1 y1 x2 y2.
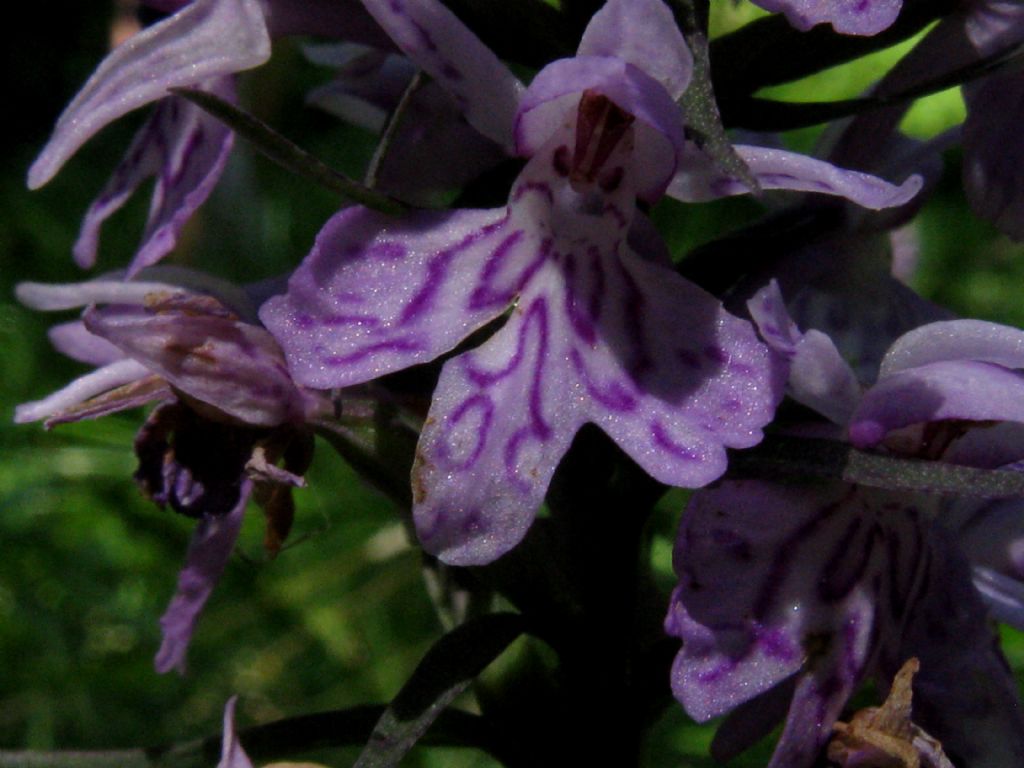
667 481 927 766
85 298 322 427
28 0 270 189
879 318 1024 377
74 77 235 273
155 478 250 674
260 206 534 390
413 292 580 564
14 359 160 425
576 0 693 99
669 144 922 210
849 359 1024 447
357 0 524 152
216 696 254 768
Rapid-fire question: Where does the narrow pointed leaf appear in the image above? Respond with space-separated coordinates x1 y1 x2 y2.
171 88 406 213
354 612 525 768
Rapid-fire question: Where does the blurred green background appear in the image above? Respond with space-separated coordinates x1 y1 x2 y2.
3 2 1024 767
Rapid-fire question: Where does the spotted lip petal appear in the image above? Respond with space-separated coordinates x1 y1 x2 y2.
85 299 318 427
667 481 927 767
409 137 780 565
73 78 236 273
576 0 692 99
259 206 523 390
357 0 524 152
750 0 902 35
28 0 270 189
670 144 922 210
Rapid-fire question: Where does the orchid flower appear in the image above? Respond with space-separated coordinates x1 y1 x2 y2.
28 0 388 274
262 0 923 566
665 282 1024 767
16 270 328 673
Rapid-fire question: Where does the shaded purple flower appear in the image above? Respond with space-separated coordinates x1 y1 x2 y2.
28 0 389 273
263 0 921 566
749 0 903 35
16 270 327 673
665 283 1024 767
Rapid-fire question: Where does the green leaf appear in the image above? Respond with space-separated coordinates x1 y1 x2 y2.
729 435 1024 498
710 0 958 99
354 612 525 768
720 39 1024 132
668 0 758 194
170 88 406 214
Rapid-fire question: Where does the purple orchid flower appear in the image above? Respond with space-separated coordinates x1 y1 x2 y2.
749 0 903 36
262 0 922 566
28 0 389 275
16 270 328 673
665 282 1024 767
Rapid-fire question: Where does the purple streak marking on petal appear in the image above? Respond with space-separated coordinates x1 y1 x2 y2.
651 420 701 461
569 347 638 412
323 338 424 367
400 218 506 324
436 393 494 470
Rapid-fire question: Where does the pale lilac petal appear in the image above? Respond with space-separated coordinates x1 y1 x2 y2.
973 566 1024 628
260 206 529 390
14 359 153 424
577 0 693 99
85 299 321 427
48 321 124 366
586 251 782 486
217 696 254 768
155 478 250 674
748 281 860 425
514 56 683 201
750 0 902 35
747 281 801 357
787 331 860 426
16 278 186 311
963 70 1024 240
73 78 236 273
669 144 922 210
28 0 270 189
880 319 1024 377
413 298 582 565
358 0 524 152
849 360 1024 447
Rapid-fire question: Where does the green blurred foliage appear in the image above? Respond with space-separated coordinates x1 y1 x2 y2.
3 2 1024 767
